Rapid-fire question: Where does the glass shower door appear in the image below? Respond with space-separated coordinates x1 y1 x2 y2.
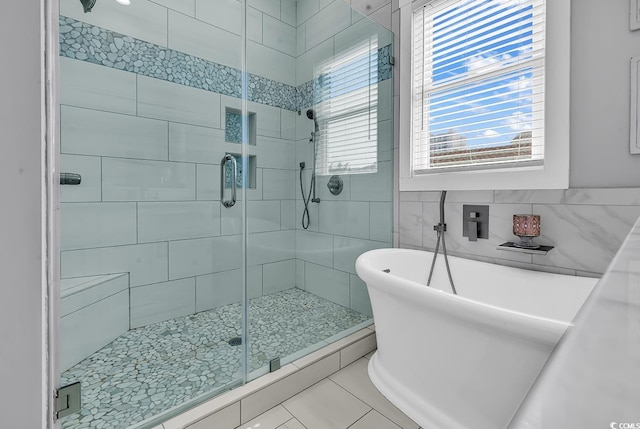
57 0 246 426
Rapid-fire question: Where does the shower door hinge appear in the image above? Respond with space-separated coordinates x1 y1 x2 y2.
54 382 81 420
389 56 396 65
269 357 281 373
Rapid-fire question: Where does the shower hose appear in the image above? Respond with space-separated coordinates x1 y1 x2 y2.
427 191 457 295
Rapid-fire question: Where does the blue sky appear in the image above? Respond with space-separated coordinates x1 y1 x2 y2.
428 0 535 149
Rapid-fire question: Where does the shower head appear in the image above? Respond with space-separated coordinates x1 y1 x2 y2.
80 0 98 12
306 109 318 132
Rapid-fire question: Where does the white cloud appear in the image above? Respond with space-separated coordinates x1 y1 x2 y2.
505 111 533 131
508 76 532 92
483 129 499 137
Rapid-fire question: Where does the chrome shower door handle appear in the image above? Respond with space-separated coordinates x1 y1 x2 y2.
220 154 237 208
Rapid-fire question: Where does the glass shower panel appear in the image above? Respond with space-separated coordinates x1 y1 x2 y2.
246 1 394 377
57 0 245 427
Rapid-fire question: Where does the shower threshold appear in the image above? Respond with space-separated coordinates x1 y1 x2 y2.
60 287 371 429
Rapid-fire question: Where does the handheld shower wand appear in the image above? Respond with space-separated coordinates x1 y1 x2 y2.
300 109 321 229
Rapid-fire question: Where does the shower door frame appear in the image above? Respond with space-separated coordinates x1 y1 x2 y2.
46 0 254 427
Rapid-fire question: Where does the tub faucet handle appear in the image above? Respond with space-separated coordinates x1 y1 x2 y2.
468 221 478 242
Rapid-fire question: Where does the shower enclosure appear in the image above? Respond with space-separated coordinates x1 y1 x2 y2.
56 0 393 427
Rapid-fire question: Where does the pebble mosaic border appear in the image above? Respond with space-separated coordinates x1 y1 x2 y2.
60 288 371 429
59 16 392 113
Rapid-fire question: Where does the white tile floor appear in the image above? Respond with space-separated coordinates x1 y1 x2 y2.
234 353 420 429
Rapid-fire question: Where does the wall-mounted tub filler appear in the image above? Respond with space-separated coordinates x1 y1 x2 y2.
427 191 456 294
462 204 489 241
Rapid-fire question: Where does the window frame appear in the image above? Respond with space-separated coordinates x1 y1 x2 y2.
398 0 570 191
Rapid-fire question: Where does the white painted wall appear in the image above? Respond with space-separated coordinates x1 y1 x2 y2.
570 0 640 187
0 1 48 428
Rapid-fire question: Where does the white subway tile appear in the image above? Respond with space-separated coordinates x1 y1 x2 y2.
195 0 241 35
305 1 351 50
130 278 196 327
296 231 334 267
60 274 129 317
61 242 169 287
247 230 296 265
350 161 392 202
60 58 136 115
319 201 370 240
169 235 242 279
168 10 242 69
102 158 196 201
61 106 169 161
281 200 296 230
60 290 129 372
60 0 168 46
316 173 351 201
169 123 227 164
60 154 102 203
248 201 282 233
296 259 306 289
334 9 393 52
247 41 296 86
263 15 297 56
349 274 372 316
295 38 333 86
151 0 195 16
196 270 242 312
263 260 296 294
333 237 386 274
137 75 221 128
370 202 392 243
248 0 281 18
138 201 221 242
297 23 307 57
196 164 221 201
248 265 264 298
368 3 392 29
281 109 297 141
263 169 296 200
297 0 321 24
247 7 264 43
281 0 298 26
222 201 243 236
305 263 350 307
61 202 137 250
255 137 296 170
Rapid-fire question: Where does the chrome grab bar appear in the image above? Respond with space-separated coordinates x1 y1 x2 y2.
220 154 237 208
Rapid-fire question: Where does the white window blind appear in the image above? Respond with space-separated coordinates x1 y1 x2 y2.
315 36 379 175
412 0 545 173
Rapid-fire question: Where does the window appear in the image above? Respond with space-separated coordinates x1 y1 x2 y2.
399 0 570 191
314 36 379 175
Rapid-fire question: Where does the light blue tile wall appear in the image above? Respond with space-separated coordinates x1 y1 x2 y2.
294 1 394 312
59 0 394 327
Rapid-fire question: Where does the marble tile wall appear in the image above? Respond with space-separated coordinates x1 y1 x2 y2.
398 189 640 276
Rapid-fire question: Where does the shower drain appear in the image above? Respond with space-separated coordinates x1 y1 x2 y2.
228 337 242 346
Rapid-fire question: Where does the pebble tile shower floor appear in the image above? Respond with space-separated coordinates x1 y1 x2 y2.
60 288 371 429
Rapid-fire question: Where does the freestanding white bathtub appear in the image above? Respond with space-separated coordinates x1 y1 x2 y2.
355 248 598 429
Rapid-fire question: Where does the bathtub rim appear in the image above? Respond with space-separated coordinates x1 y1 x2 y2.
356 248 586 344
